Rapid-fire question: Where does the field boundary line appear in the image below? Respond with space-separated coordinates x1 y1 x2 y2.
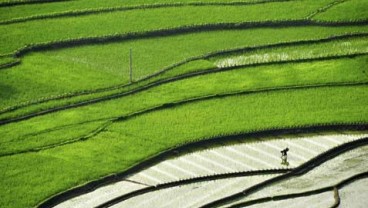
0 59 20 69
0 120 113 158
0 0 70 7
306 0 348 20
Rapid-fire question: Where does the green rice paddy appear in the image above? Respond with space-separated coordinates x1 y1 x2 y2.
0 0 367 207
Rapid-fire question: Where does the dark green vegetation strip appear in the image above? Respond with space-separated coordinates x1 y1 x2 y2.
11 20 368 58
201 137 368 207
0 0 69 7
0 0 294 21
0 0 291 25
1 0 332 55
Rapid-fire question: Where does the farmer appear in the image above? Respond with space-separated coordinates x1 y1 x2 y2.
280 147 289 166
281 147 289 157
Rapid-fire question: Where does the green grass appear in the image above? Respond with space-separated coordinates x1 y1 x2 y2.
1 84 367 208
0 0 63 3
210 36 368 68
1 26 367 112
0 55 16 66
313 0 368 21
0 0 290 21
0 0 331 54
1 56 367 156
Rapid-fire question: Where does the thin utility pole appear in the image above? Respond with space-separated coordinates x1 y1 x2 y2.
129 48 133 83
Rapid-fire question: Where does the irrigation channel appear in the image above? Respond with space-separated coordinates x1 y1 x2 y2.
43 130 368 208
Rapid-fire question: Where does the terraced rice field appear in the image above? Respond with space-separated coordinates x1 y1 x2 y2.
224 140 368 207
0 0 367 207
51 132 368 208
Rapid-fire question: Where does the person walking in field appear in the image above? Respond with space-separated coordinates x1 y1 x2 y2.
281 147 289 166
281 147 289 157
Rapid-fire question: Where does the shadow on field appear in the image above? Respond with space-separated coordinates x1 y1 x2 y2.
0 82 17 101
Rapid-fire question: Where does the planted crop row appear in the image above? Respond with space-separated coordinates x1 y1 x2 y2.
0 0 291 25
6 19 368 58
0 0 334 54
0 0 298 22
3 50 368 125
1 31 365 117
211 36 368 68
1 26 367 115
4 81 368 157
1 56 367 158
2 85 368 208
10 20 368 58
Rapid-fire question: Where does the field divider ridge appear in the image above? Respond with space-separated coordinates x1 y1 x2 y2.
0 0 70 7
0 59 20 69
305 0 347 20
